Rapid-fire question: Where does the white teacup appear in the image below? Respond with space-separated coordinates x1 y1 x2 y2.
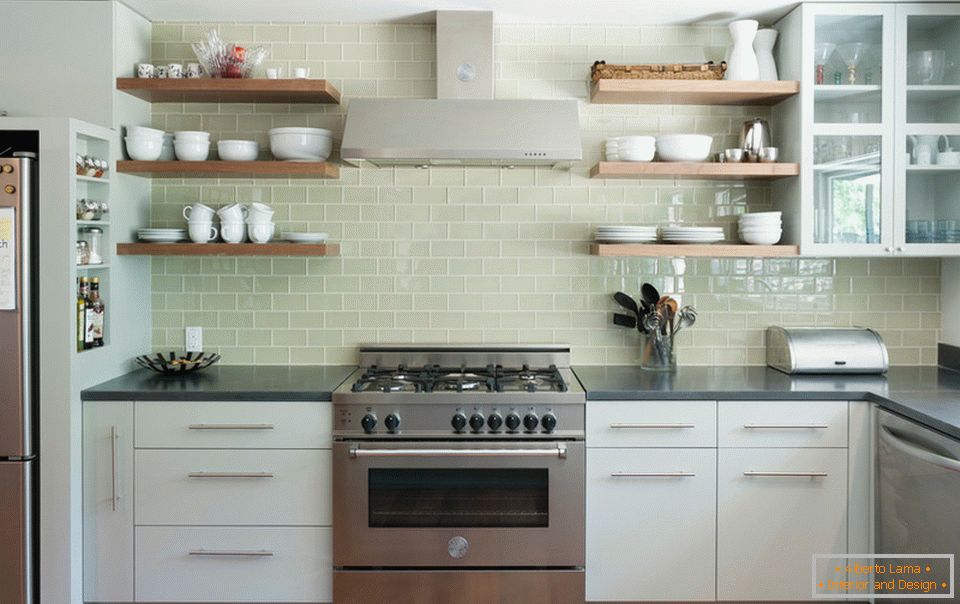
167 63 184 79
188 222 218 243
266 67 283 79
293 67 310 79
183 203 216 222
137 63 155 78
217 203 248 222
248 222 275 244
186 63 202 78
221 221 245 244
156 65 168 79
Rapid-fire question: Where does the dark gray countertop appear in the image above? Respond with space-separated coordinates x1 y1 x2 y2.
571 365 960 440
81 365 357 402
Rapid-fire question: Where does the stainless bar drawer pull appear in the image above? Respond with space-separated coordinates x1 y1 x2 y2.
189 549 274 557
743 424 828 429
350 445 567 459
743 470 828 477
611 471 696 477
188 423 275 430
187 472 274 479
609 423 695 429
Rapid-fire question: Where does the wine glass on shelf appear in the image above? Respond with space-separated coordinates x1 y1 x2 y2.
837 43 868 85
814 42 836 85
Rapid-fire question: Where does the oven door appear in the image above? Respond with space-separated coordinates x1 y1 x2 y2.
333 440 584 567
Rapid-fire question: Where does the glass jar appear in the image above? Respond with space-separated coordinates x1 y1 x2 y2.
75 240 90 266
82 227 104 265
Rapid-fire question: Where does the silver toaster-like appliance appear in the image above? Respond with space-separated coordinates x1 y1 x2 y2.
766 326 889 374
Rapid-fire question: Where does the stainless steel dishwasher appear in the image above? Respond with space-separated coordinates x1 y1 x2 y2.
876 409 960 567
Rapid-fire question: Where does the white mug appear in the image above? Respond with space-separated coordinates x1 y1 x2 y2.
167 63 184 79
221 222 245 244
266 67 283 79
217 203 248 222
938 151 960 166
188 222 218 243
137 63 155 78
293 67 310 79
182 203 216 222
248 222 275 244
185 63 202 78
155 65 168 79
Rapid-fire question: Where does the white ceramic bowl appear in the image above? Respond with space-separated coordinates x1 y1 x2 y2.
612 135 655 146
740 230 782 245
124 136 163 161
656 134 714 162
174 131 211 145
740 211 782 219
618 148 655 162
268 127 333 161
126 126 165 139
217 140 259 162
739 217 783 226
174 140 211 161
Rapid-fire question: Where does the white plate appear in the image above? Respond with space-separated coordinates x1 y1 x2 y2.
597 225 657 230
281 232 329 243
661 226 723 232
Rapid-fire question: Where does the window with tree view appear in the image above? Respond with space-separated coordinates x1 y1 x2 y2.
814 135 882 244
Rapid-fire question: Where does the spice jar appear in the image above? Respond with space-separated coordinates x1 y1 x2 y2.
82 227 104 265
75 240 90 266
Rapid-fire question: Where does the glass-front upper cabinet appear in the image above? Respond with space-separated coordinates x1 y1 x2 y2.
895 4 960 254
803 5 896 255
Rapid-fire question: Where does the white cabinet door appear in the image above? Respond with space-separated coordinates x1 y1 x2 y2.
587 400 717 447
83 401 133 603
717 448 848 601
587 448 717 602
718 400 848 447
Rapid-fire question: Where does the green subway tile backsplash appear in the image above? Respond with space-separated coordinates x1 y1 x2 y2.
146 21 941 365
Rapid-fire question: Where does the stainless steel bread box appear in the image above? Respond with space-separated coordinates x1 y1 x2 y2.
766 326 888 374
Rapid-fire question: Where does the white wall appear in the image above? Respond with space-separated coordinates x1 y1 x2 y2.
0 1 115 127
941 259 960 347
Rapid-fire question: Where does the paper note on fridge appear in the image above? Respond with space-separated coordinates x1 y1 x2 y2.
0 207 16 310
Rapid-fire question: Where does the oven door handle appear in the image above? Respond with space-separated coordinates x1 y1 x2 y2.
349 444 568 459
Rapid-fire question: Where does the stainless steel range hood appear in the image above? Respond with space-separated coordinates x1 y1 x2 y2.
340 11 582 168
340 98 581 167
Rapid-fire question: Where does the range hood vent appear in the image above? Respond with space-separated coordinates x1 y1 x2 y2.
341 98 581 167
340 10 582 168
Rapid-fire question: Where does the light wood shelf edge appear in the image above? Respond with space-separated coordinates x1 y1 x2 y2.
590 243 799 257
117 243 340 257
116 160 339 179
590 162 800 180
590 79 800 105
116 77 341 104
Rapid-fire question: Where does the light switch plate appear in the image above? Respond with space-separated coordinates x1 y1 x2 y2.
185 326 203 352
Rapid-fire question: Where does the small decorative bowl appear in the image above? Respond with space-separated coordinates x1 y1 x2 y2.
135 352 221 375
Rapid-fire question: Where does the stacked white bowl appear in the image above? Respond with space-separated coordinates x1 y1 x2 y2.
268 127 333 161
218 140 259 162
656 134 713 162
605 136 655 162
124 126 165 161
246 202 275 244
174 131 211 161
738 211 783 245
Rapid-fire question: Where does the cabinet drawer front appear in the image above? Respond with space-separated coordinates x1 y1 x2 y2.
135 450 331 526
135 401 331 449
718 401 847 447
136 526 331 603
717 448 847 601
587 401 716 447
587 448 716 601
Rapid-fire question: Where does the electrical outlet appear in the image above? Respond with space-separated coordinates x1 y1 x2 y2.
185 326 203 352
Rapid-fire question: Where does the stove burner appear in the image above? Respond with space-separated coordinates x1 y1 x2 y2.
349 363 568 393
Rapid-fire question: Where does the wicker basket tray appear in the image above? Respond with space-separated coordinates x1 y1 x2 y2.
591 60 726 82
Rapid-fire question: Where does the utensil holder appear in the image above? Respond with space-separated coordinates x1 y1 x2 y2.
640 332 676 372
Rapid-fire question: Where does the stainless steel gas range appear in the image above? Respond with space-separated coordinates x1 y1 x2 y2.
332 345 585 604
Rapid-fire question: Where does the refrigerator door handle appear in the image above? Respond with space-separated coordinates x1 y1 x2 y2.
110 425 119 511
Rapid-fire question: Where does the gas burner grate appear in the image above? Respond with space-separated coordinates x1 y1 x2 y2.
348 363 568 393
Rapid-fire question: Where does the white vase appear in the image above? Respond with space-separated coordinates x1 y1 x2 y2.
726 19 760 81
754 28 779 81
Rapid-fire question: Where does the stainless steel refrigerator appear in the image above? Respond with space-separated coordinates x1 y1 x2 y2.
0 152 37 604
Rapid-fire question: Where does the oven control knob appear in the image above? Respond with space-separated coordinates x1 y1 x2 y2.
469 413 485 432
505 413 521 432
541 412 557 433
361 413 378 434
523 413 539 432
487 413 503 432
451 412 467 433
384 413 401 433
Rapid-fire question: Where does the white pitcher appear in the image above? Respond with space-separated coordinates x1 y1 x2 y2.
909 134 948 165
726 19 760 81
754 28 779 81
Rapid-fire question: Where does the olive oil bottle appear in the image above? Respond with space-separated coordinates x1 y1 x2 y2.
77 277 89 352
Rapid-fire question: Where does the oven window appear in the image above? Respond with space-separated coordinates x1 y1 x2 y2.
368 469 549 528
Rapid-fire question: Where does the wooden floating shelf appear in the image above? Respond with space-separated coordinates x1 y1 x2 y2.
117 243 340 257
590 79 800 105
590 162 800 180
116 160 339 179
590 243 799 257
116 77 341 104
